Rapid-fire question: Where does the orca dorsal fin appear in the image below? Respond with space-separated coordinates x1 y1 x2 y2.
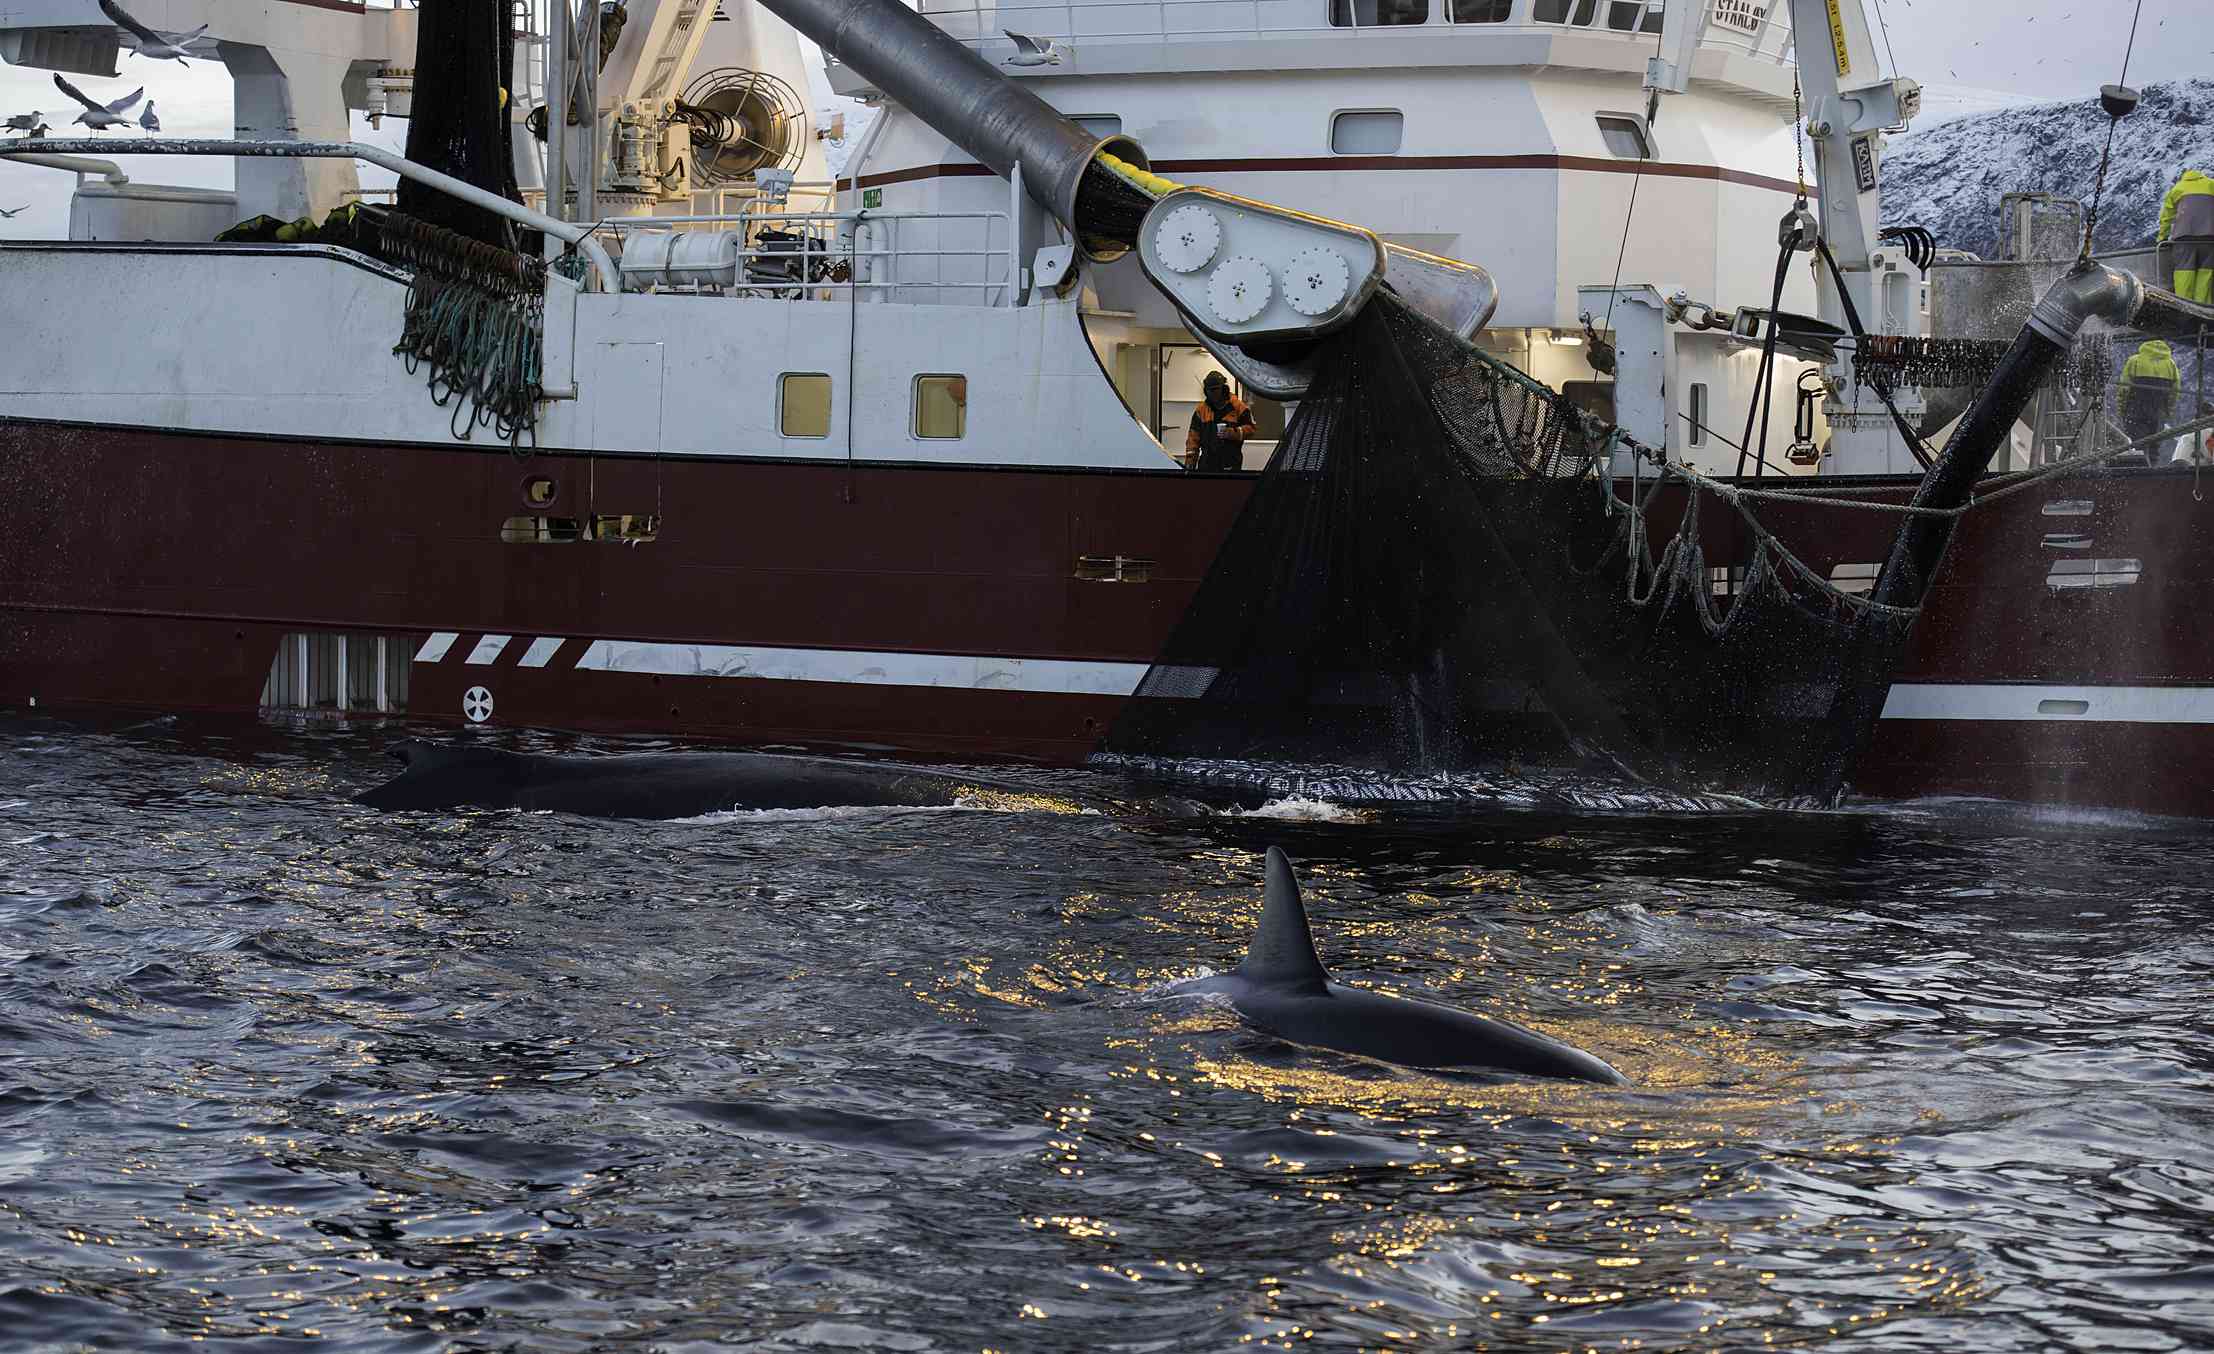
1238 847 1329 992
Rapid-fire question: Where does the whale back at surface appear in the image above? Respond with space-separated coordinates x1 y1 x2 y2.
354 741 982 818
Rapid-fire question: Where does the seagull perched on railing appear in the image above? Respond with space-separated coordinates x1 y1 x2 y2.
0 205 29 219
5 110 44 135
52 72 143 131
99 0 215 66
1002 30 1065 67
139 101 160 132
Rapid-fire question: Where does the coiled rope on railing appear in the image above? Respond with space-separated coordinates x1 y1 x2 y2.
379 210 574 447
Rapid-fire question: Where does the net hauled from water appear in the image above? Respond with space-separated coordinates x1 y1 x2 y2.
1101 290 1923 805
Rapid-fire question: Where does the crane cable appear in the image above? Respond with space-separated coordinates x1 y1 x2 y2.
2082 0 2147 259
1598 10 1673 343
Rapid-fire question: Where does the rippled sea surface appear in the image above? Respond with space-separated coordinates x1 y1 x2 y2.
3 712 2212 1353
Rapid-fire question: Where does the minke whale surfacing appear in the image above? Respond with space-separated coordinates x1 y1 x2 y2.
354 740 1027 819
1190 848 1628 1085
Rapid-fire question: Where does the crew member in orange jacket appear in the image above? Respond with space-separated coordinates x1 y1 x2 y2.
1185 371 1257 471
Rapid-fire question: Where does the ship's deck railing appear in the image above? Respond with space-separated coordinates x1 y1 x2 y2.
599 207 1018 306
846 0 1794 63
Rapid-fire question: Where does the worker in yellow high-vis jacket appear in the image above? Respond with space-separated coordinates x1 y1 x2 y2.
2159 168 2214 304
2119 340 2180 444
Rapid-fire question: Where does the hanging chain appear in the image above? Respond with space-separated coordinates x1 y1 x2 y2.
2083 119 2122 260
1792 74 1808 206
2084 0 2148 257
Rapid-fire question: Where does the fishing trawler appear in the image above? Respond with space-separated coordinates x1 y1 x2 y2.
1 0 2209 812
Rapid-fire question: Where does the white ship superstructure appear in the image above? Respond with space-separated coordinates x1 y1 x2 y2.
841 0 1872 475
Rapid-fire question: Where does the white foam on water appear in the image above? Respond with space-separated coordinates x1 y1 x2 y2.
1230 797 1372 824
1857 795 2195 833
672 803 987 827
1134 971 1237 1010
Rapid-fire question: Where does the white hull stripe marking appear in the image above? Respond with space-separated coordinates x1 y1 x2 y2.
573 640 1149 696
1882 684 2214 724
396 651 2214 722
466 634 513 665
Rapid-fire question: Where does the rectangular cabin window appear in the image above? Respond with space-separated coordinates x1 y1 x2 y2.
1535 0 1601 23
1607 0 1660 29
1449 0 1513 20
780 373 832 438
1328 0 1428 26
1331 109 1404 156
1073 115 1122 139
1687 382 1707 446
1597 115 1650 160
913 374 969 439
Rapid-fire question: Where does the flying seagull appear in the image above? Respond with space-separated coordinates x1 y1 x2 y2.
4 111 43 135
99 0 214 66
1002 30 1064 67
52 72 143 131
0 205 29 219
139 101 160 133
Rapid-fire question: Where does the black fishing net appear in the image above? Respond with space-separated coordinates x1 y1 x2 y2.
1102 292 1922 803
401 0 525 249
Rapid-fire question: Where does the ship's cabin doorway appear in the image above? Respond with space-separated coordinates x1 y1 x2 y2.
1089 324 1291 469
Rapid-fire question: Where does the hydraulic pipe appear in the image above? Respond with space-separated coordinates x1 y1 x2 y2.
0 138 617 291
751 0 1146 248
1 152 128 185
546 0 569 222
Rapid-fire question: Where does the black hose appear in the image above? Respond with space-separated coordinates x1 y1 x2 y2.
1732 242 1794 479
1868 327 2066 615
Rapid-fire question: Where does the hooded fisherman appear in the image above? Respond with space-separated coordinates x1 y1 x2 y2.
2160 168 2213 305
1184 371 1257 472
2119 339 2179 447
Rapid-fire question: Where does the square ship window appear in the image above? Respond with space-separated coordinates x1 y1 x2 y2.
1331 109 1404 156
1450 0 1513 20
780 373 832 438
1598 115 1650 159
913 374 968 439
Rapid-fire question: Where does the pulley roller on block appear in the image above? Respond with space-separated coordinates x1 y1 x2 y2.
1135 187 1385 343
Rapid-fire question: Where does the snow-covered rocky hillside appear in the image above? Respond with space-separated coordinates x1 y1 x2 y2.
1883 79 2212 260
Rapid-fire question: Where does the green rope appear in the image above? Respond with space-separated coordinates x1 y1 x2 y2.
384 214 580 448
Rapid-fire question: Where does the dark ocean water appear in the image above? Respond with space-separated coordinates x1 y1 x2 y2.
2 712 2211 1353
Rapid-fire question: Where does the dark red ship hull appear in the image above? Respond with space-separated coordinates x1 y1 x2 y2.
6 416 2211 814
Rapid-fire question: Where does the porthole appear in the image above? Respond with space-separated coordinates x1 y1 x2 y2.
522 475 558 507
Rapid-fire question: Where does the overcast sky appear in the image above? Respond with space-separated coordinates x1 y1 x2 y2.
0 0 2206 238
